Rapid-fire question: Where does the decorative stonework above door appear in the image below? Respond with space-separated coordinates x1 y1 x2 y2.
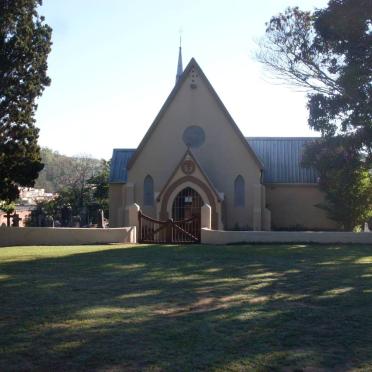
181 159 195 174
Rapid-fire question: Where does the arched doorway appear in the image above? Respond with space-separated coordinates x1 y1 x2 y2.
172 187 203 220
170 187 202 242
159 176 219 230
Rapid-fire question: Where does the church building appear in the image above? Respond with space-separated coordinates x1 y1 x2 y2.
109 48 337 232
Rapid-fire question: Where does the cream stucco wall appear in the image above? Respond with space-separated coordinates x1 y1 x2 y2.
266 184 338 230
127 63 263 229
0 226 136 246
201 228 372 244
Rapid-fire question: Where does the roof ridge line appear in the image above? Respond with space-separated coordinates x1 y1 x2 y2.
246 137 320 140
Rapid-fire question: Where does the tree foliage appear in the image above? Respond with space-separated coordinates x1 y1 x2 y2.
35 148 103 193
28 158 110 226
87 159 109 214
0 0 52 202
258 0 371 149
0 200 15 214
257 0 372 229
303 138 372 230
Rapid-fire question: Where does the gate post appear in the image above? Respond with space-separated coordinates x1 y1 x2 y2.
201 204 212 229
128 203 140 243
166 218 173 243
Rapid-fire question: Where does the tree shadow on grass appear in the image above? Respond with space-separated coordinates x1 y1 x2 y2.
0 244 371 371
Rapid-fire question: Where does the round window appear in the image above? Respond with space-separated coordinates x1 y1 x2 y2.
182 126 205 148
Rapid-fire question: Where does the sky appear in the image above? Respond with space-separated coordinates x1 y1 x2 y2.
35 0 329 160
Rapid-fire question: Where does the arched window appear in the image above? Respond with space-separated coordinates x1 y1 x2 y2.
144 175 154 206
234 175 245 207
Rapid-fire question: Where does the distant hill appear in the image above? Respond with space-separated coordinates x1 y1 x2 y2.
35 148 105 193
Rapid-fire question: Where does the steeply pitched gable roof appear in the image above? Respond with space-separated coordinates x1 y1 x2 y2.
127 58 263 171
247 137 318 183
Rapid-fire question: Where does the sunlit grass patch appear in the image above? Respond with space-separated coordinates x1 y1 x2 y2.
0 274 11 281
0 244 136 262
287 244 308 249
53 340 85 352
103 263 146 270
247 271 282 279
117 289 161 299
77 306 142 317
204 267 222 273
283 268 301 274
321 287 354 297
354 256 372 264
317 260 341 265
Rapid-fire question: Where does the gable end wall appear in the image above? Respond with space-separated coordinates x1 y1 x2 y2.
127 62 262 229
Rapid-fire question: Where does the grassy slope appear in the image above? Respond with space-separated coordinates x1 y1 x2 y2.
0 244 371 371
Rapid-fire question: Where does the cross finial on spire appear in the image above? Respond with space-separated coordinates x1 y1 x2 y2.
176 30 183 84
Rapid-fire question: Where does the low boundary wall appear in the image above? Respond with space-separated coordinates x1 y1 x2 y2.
201 228 372 245
0 226 136 247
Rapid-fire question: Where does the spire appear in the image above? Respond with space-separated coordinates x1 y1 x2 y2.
175 35 183 84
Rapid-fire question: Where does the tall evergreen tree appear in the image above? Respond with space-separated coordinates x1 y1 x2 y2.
0 0 52 202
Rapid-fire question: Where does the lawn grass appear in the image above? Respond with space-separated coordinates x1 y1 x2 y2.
0 243 371 371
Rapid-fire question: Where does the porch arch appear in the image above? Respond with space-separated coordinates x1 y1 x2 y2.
159 176 219 229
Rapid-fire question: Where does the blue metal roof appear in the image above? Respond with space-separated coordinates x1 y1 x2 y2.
247 137 318 183
109 149 136 183
110 138 318 184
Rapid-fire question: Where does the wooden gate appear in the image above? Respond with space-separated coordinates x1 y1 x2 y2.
138 211 200 243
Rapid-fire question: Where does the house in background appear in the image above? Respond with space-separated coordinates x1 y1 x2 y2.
0 188 57 227
109 51 337 231
18 187 56 205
